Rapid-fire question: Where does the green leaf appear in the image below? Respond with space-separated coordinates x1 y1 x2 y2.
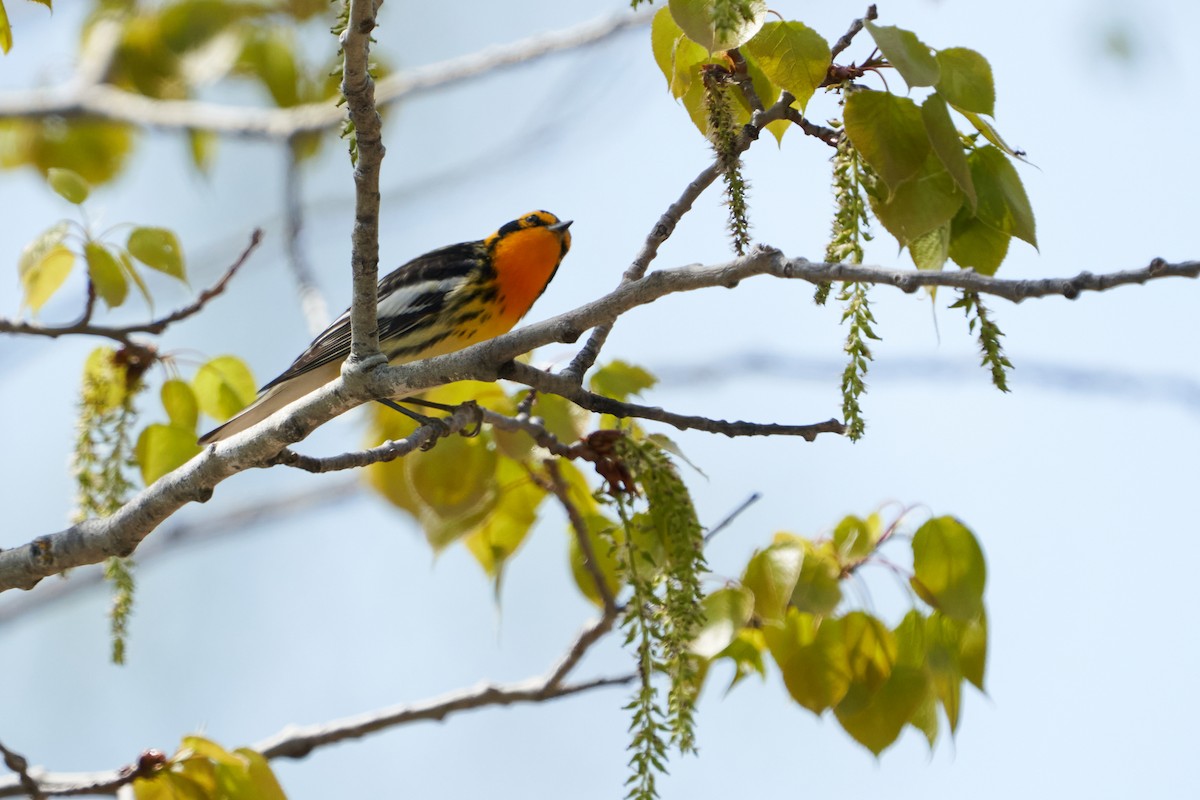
0 1 10 55
910 224 950 272
668 0 766 52
967 145 1037 248
935 47 995 116
949 206 1009 275
239 29 301 107
18 222 74 313
790 540 843 616
909 685 940 748
959 611 988 690
193 355 257 421
715 628 767 691
831 514 879 563
84 242 128 308
47 167 91 204
868 153 964 247
742 21 830 112
161 379 199 429
921 94 976 210
843 90 929 191
128 227 187 281
117 248 155 309
765 610 851 714
865 23 939 88
910 516 986 621
188 128 217 174
531 392 590 444
841 611 896 691
410 434 498 526
834 665 930 755
232 749 287 800
463 458 545 578
29 119 134 185
925 612 965 732
741 535 804 622
651 7 710 99
589 359 658 401
691 586 754 659
136 423 202 484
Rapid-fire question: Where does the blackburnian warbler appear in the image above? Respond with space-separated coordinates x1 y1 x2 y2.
199 210 572 444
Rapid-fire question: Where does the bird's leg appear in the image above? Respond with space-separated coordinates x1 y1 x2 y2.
375 398 484 442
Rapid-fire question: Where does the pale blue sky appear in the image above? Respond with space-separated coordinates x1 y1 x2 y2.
2 1 1198 797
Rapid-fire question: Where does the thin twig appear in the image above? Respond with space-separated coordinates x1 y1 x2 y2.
544 460 617 614
0 230 263 346
704 492 762 543
830 5 879 60
284 143 331 335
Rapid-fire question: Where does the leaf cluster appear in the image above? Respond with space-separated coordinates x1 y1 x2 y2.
694 512 988 755
132 735 287 800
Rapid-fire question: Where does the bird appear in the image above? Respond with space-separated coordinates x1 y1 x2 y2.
198 210 572 445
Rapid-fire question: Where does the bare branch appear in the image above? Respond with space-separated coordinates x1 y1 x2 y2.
503 361 846 441
0 12 650 139
0 230 263 346
256 614 627 760
704 492 762 543
284 144 332 334
830 5 879 59
0 617 631 795
1 243 1194 594
270 402 480 473
342 0 385 367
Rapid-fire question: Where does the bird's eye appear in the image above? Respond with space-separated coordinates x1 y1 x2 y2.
525 214 541 226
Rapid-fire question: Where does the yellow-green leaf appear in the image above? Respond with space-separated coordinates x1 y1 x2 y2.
650 7 710 99
959 611 988 690
193 355 256 421
843 90 930 191
569 510 623 606
21 244 75 313
118 248 155 309
136 423 202 484
47 167 91 204
841 611 896 691
935 47 995 116
790 540 843 616
865 23 939 88
834 665 929 755
188 128 217 173
162 378 199 429
832 513 881 563
84 242 128 308
82 347 127 412
910 223 950 272
741 535 804 622
463 459 545 578
233 748 288 800
911 516 986 621
239 29 301 108
742 20 830 112
958 107 1021 157
589 359 657 401
128 227 187 282
691 586 754 659
0 1 11 55
410 435 498 524
29 119 134 185
668 0 766 52
765 610 851 714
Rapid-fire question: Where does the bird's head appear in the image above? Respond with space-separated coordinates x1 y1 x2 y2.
489 210 572 259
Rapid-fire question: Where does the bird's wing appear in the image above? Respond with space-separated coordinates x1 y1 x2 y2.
259 242 485 392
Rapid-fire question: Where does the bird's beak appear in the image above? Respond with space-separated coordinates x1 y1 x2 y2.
549 219 573 233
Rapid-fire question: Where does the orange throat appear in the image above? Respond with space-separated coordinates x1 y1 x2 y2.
490 227 567 325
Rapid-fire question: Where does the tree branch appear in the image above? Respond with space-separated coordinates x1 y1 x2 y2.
0 12 650 139
0 618 631 795
543 460 617 614
342 0 385 367
0 740 43 800
830 5 879 59
1 244 1194 594
0 230 263 346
